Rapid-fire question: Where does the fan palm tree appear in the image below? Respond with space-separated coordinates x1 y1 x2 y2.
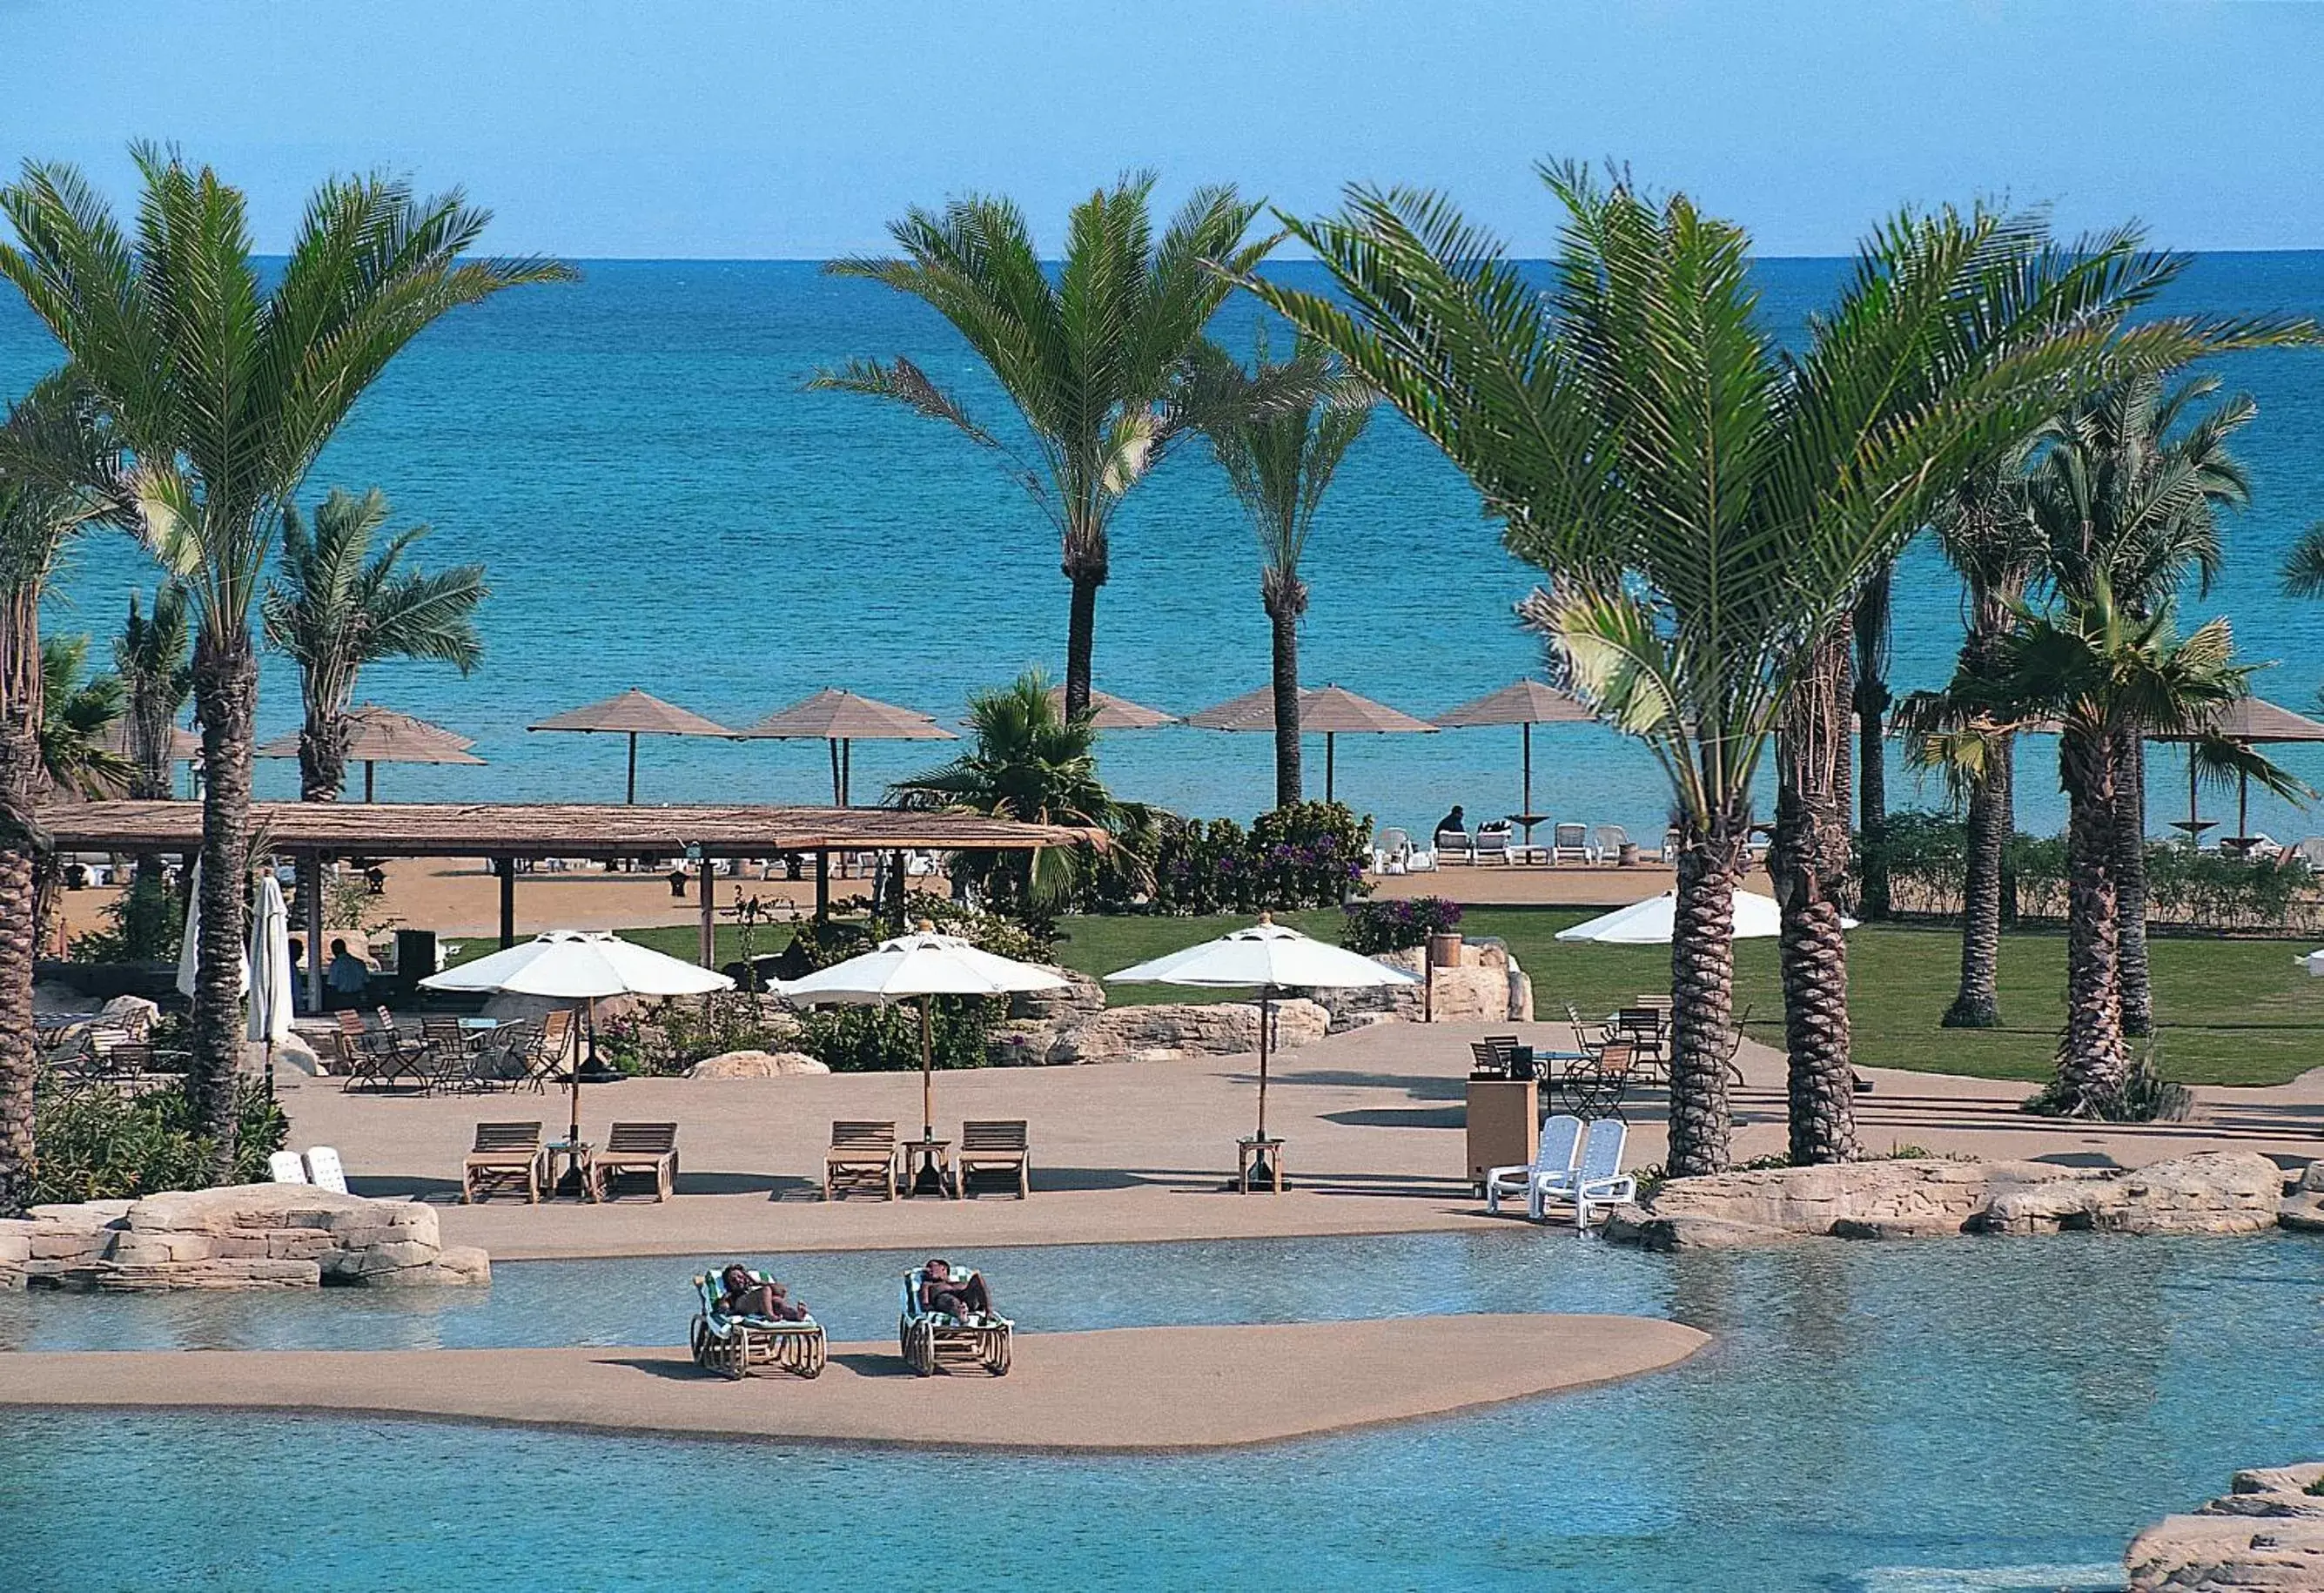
2025 373 2254 1037
1944 584 2298 1110
0 145 573 1162
889 670 1147 914
810 174 1278 719
114 583 192 802
0 372 121 1216
1192 332 1370 807
1246 165 2276 1173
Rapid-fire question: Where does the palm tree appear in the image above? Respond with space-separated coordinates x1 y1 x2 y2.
1850 568 1893 918
1956 584 2297 1109
114 583 192 802
0 372 120 1216
1246 165 2268 1174
36 635 128 799
2025 373 2253 1038
1193 333 1370 807
0 145 573 1163
811 174 1277 718
889 669 1147 915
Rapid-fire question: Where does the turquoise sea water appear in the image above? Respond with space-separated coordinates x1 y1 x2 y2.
3 1231 2321 1590
9 256 2324 841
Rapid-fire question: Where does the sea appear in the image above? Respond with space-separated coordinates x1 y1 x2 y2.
9 255 2324 844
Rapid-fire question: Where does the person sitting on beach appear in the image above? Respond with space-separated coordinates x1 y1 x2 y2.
918 1258 994 1321
1434 804 1468 842
719 1263 807 1321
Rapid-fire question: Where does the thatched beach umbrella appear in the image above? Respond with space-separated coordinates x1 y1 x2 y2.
1188 683 1433 803
1041 685 1177 731
1432 679 1596 847
529 687 734 804
2152 696 2324 844
736 689 955 806
256 703 483 802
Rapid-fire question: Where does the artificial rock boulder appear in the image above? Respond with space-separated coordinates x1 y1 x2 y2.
2126 1462 2324 1592
1043 999 1332 1065
1 1183 489 1291
687 1048 830 1079
1300 941 1532 1030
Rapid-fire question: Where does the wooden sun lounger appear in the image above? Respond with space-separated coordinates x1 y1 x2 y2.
592 1121 678 1201
957 1119 1030 1200
461 1120 543 1204
823 1119 898 1200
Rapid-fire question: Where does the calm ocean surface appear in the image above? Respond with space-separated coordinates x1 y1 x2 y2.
9 255 2324 841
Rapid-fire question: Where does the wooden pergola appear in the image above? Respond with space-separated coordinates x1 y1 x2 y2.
39 801 1098 1013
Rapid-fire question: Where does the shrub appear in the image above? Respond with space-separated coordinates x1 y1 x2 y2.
794 999 995 1074
1342 896 1463 954
596 995 803 1078
68 871 183 963
2023 1045 2193 1123
1147 802 1373 917
32 1075 288 1204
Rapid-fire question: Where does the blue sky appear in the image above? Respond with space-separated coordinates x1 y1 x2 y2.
5 0 2324 257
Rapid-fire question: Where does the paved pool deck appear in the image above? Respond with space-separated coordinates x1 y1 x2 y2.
272 1018 2324 1262
0 1314 1709 1450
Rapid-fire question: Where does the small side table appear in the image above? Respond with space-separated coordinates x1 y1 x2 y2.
902 1138 957 1199
542 1139 596 1201
1238 1135 1286 1194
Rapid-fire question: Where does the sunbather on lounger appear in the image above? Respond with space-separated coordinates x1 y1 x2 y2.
918 1258 993 1321
720 1263 808 1321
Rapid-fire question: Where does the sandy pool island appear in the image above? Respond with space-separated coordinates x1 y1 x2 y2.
0 1313 1707 1451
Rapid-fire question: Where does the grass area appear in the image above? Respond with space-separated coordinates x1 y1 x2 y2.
534 907 2324 1089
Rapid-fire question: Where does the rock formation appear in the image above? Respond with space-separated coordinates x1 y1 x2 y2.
2126 1462 2324 1591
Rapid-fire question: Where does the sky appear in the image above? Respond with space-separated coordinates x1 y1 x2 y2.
4 1 2324 259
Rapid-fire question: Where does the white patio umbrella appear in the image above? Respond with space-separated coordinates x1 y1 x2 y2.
247 875 293 1096
1555 889 1857 944
1106 914 1417 1180
422 931 733 1146
779 922 1066 1152
174 859 248 1002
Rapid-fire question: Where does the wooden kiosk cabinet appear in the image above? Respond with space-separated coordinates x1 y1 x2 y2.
1466 1076 1537 1189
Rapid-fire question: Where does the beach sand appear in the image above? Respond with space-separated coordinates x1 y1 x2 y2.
0 1314 1709 1450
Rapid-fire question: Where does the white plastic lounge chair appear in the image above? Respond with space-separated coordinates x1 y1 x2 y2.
303 1146 349 1194
2289 836 2324 870
1474 822 1514 865
1373 827 1414 874
1661 826 1682 862
1484 1114 1583 1215
266 1151 309 1185
1592 823 1629 862
1535 1117 1638 1227
1435 827 1474 864
1550 822 1592 864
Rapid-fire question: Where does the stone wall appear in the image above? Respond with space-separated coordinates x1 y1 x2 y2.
1297 940 1532 1031
2126 1462 2324 1591
0 1184 490 1291
1607 1150 2288 1249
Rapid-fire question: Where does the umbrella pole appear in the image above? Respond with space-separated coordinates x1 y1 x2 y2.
364 762 375 803
1522 723 1534 839
843 740 852 807
626 733 638 805
2188 747 2200 831
2240 767 2251 840
1257 990 1272 1140
569 998 589 1147
829 740 842 806
920 994 934 1140
1325 735 1335 805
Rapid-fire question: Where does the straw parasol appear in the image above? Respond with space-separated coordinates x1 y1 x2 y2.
2151 696 2324 844
736 689 955 806
1107 914 1416 1186
1187 683 1434 803
257 704 483 802
1041 685 1178 731
1432 679 1596 847
528 688 734 804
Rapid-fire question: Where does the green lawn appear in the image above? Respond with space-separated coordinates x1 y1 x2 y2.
552 908 2324 1088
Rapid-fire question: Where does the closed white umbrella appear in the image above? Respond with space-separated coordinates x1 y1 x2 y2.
780 921 1066 1153
1554 890 1857 945
247 875 292 1094
1107 915 1416 1180
174 859 248 1002
422 931 733 1147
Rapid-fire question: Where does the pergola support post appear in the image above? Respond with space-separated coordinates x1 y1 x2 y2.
815 850 830 921
699 853 716 970
302 852 326 1016
494 857 515 949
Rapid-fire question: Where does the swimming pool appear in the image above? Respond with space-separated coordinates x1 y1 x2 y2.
3 1231 2318 1591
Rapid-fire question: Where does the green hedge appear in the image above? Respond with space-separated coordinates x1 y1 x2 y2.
34 1076 288 1204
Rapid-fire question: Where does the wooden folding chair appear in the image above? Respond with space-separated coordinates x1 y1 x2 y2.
957 1119 1030 1199
823 1120 898 1200
461 1120 543 1204
593 1121 679 1201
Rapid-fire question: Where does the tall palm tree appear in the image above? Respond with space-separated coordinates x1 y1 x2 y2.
889 669 1149 915
114 583 192 802
1953 584 2296 1109
0 372 120 1216
1193 332 1370 807
1850 568 1893 918
2025 373 2253 1038
36 635 128 799
0 145 572 1162
1247 165 2270 1173
810 174 1278 718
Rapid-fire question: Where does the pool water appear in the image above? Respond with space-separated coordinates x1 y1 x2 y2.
3 1231 2320 1591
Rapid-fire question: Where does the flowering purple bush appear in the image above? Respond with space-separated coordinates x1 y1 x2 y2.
1147 802 1373 915
1341 895 1463 954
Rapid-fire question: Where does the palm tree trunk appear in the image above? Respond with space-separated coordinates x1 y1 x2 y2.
1668 822 1743 1177
2059 727 2129 1109
1856 682 1890 920
1943 735 2010 1028
0 599 44 1215
2112 724 2153 1038
1774 633 1857 1165
293 709 350 979
1997 732 2019 927
187 633 256 1170
1266 595 1302 809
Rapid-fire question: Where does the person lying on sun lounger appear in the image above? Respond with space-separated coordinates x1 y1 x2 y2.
720 1263 808 1321
918 1258 994 1321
